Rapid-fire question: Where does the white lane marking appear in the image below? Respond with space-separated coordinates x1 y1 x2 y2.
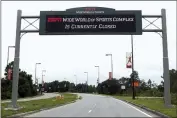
114 98 152 117
88 110 92 113
88 104 96 114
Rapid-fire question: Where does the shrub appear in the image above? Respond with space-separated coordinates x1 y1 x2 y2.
171 93 177 105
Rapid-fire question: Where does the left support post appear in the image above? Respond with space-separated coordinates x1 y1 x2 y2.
10 10 22 109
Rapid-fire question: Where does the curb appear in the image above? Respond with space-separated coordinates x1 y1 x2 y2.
7 99 79 118
121 99 170 118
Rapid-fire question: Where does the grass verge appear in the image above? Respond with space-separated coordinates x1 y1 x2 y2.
1 93 78 118
1 94 45 103
78 96 82 99
114 96 177 118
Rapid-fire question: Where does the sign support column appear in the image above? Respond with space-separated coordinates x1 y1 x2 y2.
10 10 22 109
161 9 171 107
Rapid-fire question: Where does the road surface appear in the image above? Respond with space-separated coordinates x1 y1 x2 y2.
1 93 59 103
25 93 159 117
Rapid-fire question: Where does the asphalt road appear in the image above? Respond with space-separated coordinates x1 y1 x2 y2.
2 93 59 103
25 93 159 117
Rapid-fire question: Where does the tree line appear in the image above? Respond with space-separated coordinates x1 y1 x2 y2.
42 80 96 93
2 61 176 105
97 70 177 104
1 61 97 100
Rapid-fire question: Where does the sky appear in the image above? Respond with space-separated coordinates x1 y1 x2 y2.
1 1 176 86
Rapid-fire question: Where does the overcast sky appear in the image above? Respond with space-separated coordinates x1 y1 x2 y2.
1 1 176 85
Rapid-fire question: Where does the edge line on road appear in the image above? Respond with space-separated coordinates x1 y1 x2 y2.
113 98 152 117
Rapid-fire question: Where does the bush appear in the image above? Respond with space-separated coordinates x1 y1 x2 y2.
1 91 11 99
154 91 163 97
138 89 163 97
1 71 38 100
31 85 38 96
152 89 163 97
171 93 177 105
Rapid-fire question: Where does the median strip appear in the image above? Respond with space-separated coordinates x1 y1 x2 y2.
1 93 79 118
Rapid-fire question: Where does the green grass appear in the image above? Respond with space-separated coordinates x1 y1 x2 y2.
1 94 45 102
78 96 82 99
1 93 78 118
114 96 177 118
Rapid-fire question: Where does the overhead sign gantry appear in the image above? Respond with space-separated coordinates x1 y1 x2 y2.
9 7 172 110
39 7 142 35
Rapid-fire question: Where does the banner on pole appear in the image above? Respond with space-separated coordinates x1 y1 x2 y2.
109 72 112 80
8 69 12 80
126 52 132 68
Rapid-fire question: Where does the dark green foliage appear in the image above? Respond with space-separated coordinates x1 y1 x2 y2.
97 78 120 95
96 69 177 105
1 61 37 100
2 61 176 105
43 80 96 93
169 69 177 93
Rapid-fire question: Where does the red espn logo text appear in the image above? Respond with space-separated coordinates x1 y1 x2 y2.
84 8 96 11
47 18 62 22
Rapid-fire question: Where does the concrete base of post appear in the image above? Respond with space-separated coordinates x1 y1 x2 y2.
5 104 23 111
164 104 173 108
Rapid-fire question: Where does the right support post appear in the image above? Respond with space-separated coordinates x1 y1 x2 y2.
161 8 171 107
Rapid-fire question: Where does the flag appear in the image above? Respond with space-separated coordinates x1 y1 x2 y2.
109 72 112 80
126 52 132 68
8 69 12 80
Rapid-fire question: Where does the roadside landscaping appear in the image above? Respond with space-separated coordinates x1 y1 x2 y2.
1 93 45 103
1 93 78 118
114 96 177 118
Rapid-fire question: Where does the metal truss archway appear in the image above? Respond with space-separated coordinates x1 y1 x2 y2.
10 9 171 109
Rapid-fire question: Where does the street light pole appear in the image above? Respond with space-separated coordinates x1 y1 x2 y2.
106 54 113 79
42 70 46 86
95 66 100 84
35 63 41 86
7 46 15 66
84 72 88 92
41 70 46 94
131 35 135 100
87 73 88 85
111 55 113 79
74 75 77 86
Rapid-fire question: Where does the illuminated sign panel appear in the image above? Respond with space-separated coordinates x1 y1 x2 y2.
39 7 142 35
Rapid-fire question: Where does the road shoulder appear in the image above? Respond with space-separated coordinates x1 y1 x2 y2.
113 97 173 118
118 98 169 117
